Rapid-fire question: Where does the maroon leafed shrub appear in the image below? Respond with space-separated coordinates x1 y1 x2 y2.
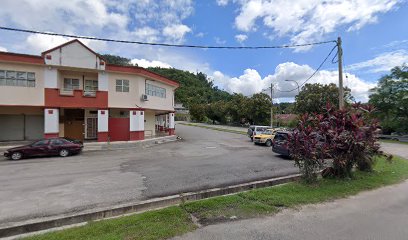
289 114 330 183
289 103 380 181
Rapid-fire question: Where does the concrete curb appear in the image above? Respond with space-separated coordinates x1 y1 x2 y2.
0 135 178 155
0 173 300 238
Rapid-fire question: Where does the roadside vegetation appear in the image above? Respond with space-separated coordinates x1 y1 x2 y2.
369 65 408 134
25 156 408 240
178 122 246 135
290 103 380 182
380 139 408 145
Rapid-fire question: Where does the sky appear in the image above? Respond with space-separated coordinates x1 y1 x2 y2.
0 0 407 102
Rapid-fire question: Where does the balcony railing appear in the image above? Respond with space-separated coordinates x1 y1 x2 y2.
59 89 97 97
83 90 97 97
45 88 108 108
60 89 74 96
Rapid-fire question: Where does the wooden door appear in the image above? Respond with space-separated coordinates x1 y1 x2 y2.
65 120 84 141
64 109 84 141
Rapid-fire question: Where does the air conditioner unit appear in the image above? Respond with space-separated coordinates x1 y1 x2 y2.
142 94 149 101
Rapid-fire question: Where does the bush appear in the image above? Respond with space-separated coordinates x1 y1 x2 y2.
289 103 380 181
289 114 329 183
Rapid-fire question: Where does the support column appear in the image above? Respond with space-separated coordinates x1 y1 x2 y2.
44 108 59 138
159 115 164 131
98 109 109 142
168 112 175 135
130 110 144 140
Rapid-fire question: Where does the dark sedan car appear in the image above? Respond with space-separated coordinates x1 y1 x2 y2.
272 131 291 157
4 138 83 160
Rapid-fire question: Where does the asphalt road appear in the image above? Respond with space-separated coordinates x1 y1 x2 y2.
381 142 408 159
173 179 408 240
0 123 297 226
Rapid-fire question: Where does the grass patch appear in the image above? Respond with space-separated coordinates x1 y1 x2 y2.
23 156 408 240
182 156 408 224
380 139 408 145
24 207 196 240
181 194 277 225
179 123 247 135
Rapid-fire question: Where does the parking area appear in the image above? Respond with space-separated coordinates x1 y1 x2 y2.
0 123 297 226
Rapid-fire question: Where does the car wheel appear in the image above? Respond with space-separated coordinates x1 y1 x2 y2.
11 152 23 160
265 140 272 147
59 149 70 157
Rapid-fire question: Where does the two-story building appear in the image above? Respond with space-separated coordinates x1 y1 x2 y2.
0 39 178 142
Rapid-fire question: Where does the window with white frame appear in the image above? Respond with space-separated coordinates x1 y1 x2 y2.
116 79 129 92
146 83 166 98
0 69 35 87
63 78 80 91
84 80 98 92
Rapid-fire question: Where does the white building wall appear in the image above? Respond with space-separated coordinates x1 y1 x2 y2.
130 110 144 131
98 110 109 132
98 72 109 91
44 108 59 134
169 112 175 129
44 41 105 70
108 72 175 111
44 67 58 88
144 111 156 137
0 62 44 106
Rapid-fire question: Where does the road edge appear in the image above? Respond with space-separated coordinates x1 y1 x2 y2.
0 173 300 239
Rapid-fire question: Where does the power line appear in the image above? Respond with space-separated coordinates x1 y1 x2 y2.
0 26 336 50
277 44 338 93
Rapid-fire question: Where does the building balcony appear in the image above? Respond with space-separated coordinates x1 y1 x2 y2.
45 88 108 108
59 89 97 97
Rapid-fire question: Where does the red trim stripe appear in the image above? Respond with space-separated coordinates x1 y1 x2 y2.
0 52 43 64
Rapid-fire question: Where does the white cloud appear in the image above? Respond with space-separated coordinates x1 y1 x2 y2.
216 0 229 6
214 37 226 45
0 0 194 50
348 50 408 73
0 0 127 34
163 24 192 42
383 39 408 48
235 34 248 43
195 32 205 38
232 0 400 49
25 34 107 54
130 58 172 68
131 27 160 42
0 46 7 52
212 62 375 102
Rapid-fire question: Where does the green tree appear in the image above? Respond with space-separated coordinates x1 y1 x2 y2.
101 54 133 66
207 101 229 124
295 83 353 114
369 65 408 133
249 93 271 125
189 104 207 122
227 93 251 124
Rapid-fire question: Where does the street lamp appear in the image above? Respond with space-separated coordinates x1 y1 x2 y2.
285 79 300 94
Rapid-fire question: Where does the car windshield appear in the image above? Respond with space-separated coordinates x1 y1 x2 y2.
262 130 273 135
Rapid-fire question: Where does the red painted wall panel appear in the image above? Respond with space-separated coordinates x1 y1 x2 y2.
45 88 108 108
108 118 129 141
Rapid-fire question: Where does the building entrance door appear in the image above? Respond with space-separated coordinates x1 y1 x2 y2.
64 109 84 141
86 117 98 139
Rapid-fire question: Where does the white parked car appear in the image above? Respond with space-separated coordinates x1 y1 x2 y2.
247 125 270 142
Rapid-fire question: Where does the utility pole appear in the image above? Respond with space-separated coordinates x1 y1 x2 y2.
337 37 344 109
270 83 273 128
